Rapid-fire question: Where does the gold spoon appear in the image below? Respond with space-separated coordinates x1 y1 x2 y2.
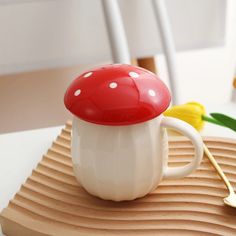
203 144 236 208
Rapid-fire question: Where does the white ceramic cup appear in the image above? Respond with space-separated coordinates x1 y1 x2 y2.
72 115 203 201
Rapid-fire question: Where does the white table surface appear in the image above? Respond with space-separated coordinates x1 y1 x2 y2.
0 103 235 235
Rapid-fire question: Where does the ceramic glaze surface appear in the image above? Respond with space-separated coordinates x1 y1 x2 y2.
64 64 171 126
65 65 203 201
72 116 166 201
72 115 203 201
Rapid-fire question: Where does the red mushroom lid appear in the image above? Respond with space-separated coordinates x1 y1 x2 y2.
64 64 171 126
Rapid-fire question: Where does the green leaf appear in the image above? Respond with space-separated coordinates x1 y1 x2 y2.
202 115 225 127
210 113 236 132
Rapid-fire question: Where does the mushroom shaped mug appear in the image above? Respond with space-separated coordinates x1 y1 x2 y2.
64 64 203 201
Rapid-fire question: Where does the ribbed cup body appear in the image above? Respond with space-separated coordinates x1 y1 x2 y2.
72 116 168 201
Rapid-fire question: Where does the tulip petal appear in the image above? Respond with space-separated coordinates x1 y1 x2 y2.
164 102 205 131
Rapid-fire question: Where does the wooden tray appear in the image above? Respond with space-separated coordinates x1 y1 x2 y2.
1 121 236 236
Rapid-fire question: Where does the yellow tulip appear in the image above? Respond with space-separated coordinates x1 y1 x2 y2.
164 102 206 131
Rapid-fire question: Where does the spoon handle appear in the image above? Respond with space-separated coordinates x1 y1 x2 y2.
203 144 234 193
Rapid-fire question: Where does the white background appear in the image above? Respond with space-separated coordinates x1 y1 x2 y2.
0 0 226 74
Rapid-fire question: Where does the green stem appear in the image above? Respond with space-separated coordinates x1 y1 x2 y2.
202 115 226 127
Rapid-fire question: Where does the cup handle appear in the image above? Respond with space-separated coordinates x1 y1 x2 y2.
161 116 203 179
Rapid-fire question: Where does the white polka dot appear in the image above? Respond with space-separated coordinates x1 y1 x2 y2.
74 89 81 96
109 82 118 89
129 71 139 78
148 89 156 97
83 72 93 78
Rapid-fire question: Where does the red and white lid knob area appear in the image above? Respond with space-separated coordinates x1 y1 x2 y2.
64 64 171 126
